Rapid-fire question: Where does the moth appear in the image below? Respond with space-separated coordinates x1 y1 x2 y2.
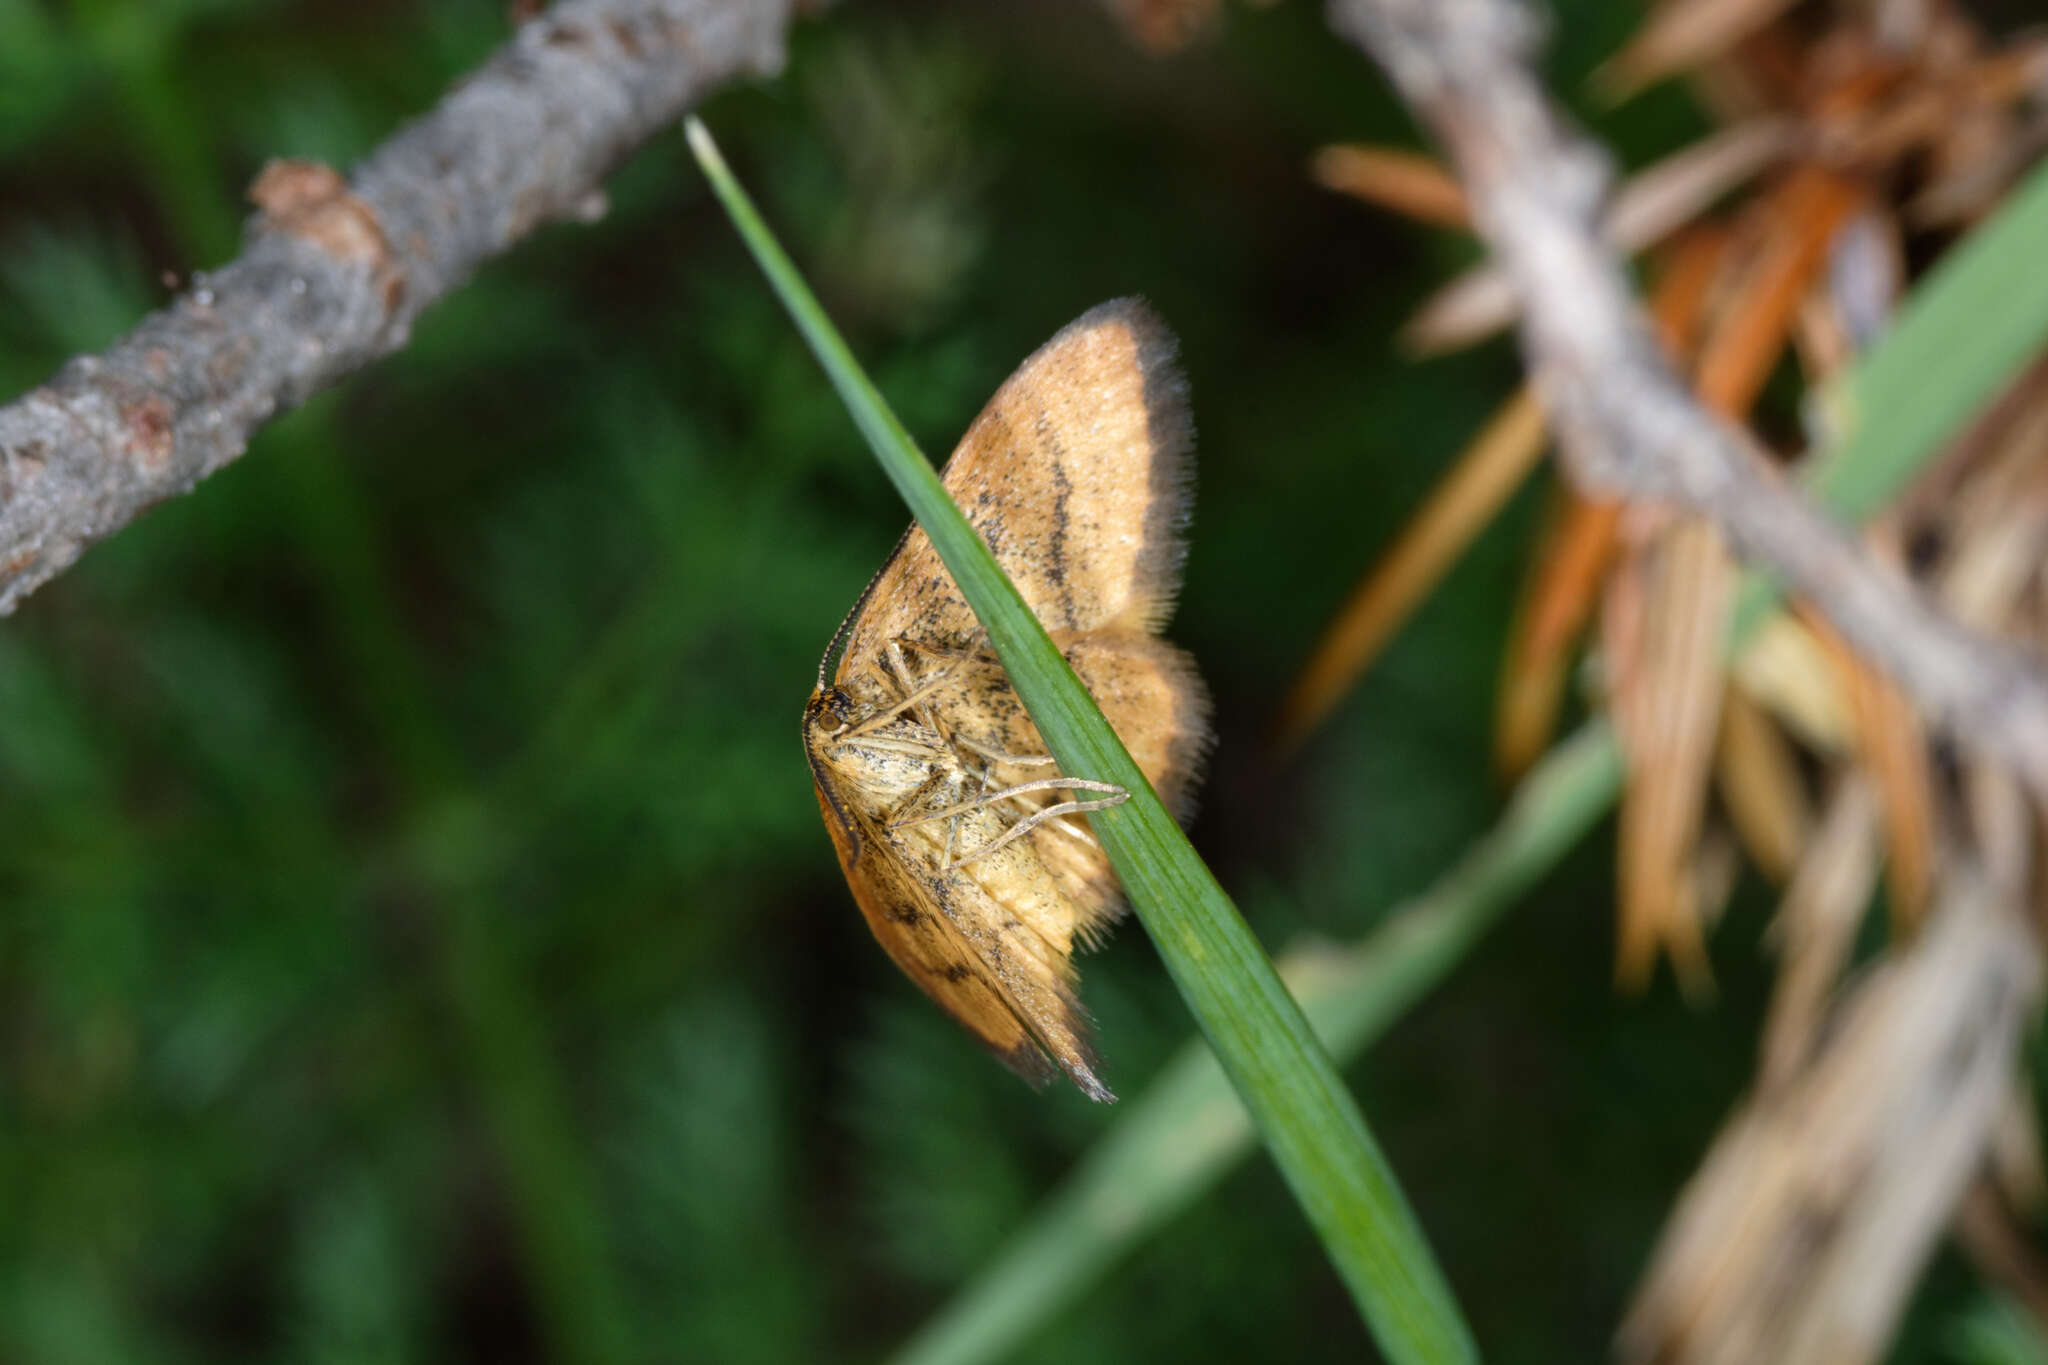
803 299 1210 1102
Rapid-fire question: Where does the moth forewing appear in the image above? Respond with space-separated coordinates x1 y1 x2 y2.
806 297 1209 1101
836 298 1194 677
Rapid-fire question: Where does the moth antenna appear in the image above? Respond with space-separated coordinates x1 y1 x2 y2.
817 524 914 690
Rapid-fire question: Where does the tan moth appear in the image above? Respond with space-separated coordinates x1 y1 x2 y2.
802 299 1210 1101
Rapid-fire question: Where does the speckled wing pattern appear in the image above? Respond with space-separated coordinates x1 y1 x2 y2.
804 299 1209 1101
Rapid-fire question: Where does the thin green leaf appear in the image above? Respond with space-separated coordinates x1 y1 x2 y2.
1808 160 2048 523
685 116 1479 1365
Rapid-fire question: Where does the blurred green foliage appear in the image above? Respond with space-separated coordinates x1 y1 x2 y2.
0 2 2032 1362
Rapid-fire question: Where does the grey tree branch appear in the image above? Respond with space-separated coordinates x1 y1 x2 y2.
1327 0 2048 794
0 0 793 614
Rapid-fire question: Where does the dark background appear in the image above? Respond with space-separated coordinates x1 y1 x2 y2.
0 1 2009 1361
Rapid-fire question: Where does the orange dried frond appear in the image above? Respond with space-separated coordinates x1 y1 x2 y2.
1651 221 1738 355
1695 165 1866 414
1522 497 1624 660
1311 145 1470 229
1274 386 1547 753
1494 492 1620 780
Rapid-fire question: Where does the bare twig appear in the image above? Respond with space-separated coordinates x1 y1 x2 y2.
0 0 792 614
1328 0 2048 796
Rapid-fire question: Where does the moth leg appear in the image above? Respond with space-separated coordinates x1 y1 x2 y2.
940 786 1130 871
944 765 993 868
885 776 1130 871
951 740 1103 856
954 733 1058 769
894 636 987 666
889 777 1126 832
840 665 959 740
884 641 949 739
1037 808 1105 851
884 763 970 832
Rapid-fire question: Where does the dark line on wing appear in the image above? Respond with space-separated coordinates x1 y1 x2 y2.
1033 409 1079 628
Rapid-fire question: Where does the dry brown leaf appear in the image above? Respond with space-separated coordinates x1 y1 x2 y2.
1809 30 2047 179
1714 683 1814 885
1734 611 1853 752
1939 392 2048 628
1757 774 1880 1091
1609 169 1856 991
1805 594 1939 930
1910 93 2030 226
1941 442 2048 900
1311 144 1470 229
1966 758 2032 902
1609 516 1731 999
1594 0 1803 102
1619 870 2042 1365
1274 386 1547 752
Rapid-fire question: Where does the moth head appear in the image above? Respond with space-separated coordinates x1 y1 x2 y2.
804 685 858 743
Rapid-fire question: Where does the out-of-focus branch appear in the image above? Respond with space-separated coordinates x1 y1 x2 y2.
0 0 792 614
1327 0 2048 795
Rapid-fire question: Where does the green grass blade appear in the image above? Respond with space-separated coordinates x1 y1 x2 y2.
685 117 1479 1365
884 142 2048 1365
894 722 1622 1365
1806 159 2048 523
